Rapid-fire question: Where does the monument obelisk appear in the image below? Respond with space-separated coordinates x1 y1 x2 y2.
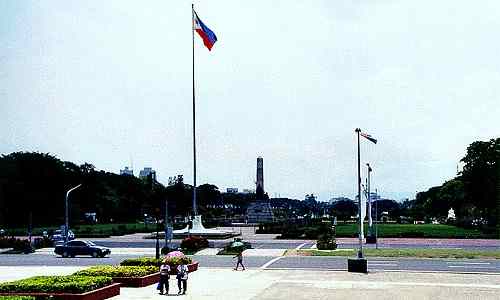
246 157 274 223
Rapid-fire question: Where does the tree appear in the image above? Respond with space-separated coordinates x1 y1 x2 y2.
460 138 499 226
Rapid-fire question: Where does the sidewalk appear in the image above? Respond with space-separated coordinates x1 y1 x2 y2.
1 267 498 299
107 269 500 300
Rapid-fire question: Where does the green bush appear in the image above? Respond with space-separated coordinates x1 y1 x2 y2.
0 276 112 294
304 227 322 239
0 237 33 253
0 296 36 300
316 236 337 250
180 236 209 251
73 265 158 277
32 237 53 249
120 257 162 267
278 228 304 239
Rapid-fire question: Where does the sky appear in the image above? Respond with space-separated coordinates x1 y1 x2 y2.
1 0 499 201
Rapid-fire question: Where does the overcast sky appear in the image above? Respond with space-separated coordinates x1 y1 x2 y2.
1 1 499 201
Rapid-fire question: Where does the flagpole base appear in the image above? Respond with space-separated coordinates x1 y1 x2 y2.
348 258 368 273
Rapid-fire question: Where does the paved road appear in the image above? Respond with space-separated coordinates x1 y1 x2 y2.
1 252 499 273
87 239 500 251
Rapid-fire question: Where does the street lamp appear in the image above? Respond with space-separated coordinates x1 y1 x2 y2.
65 184 82 244
366 164 376 244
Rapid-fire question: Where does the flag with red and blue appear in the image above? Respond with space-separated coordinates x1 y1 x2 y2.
193 10 217 51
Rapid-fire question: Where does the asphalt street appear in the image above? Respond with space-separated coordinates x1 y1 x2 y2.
89 240 500 251
1 252 498 273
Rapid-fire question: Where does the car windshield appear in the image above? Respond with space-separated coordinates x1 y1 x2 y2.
86 241 96 246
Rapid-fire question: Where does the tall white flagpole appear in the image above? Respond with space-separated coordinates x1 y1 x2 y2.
192 3 198 216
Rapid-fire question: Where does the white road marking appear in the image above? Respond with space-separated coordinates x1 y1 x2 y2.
280 279 500 289
369 260 397 263
448 266 496 269
260 257 283 269
295 243 307 250
446 262 490 265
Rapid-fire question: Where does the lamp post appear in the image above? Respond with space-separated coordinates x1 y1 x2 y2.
347 128 368 273
65 184 82 244
155 217 160 260
366 164 376 244
355 128 363 258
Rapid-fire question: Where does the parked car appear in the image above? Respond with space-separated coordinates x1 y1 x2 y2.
51 229 75 244
54 240 111 258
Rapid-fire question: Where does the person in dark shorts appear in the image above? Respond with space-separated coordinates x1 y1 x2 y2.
158 261 171 295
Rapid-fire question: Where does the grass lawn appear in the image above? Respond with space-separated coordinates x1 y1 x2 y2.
287 248 500 259
4 222 157 237
334 223 493 239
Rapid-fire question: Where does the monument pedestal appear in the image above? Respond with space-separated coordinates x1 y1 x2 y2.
348 258 367 273
172 215 238 239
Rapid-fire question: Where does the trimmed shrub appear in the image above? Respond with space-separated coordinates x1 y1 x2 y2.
32 237 53 249
0 237 33 253
0 276 112 294
0 296 36 300
316 231 337 250
180 236 208 252
304 227 322 239
74 265 158 277
120 257 162 267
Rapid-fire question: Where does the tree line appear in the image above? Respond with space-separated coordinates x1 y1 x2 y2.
0 137 498 234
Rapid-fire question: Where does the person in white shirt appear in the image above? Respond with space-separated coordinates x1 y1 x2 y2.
158 262 171 295
176 263 189 295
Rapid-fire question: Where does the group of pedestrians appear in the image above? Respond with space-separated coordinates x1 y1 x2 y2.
157 262 189 295
156 250 245 295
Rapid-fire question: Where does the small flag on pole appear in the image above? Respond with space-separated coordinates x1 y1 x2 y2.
360 132 377 144
193 10 217 51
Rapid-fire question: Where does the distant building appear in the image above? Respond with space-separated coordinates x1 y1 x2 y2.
139 167 157 181
120 167 134 176
226 188 239 193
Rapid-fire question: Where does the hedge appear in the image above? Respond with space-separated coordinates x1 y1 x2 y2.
120 256 192 268
73 265 158 278
120 257 162 267
0 276 112 294
0 297 36 300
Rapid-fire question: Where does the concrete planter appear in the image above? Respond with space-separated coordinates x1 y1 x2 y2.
0 283 120 300
112 272 160 287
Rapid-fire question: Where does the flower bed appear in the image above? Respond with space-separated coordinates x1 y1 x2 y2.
74 266 159 288
0 276 119 300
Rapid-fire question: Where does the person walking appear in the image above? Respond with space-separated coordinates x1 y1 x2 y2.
233 251 245 270
176 263 189 295
158 261 170 295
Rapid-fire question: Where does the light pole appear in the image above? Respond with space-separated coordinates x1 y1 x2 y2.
65 184 82 244
366 164 376 244
375 188 379 249
355 128 363 258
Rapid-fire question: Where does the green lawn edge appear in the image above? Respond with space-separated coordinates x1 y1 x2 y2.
286 248 500 259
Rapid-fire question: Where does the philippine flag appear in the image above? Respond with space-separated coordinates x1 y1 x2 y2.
193 10 217 51
360 132 377 144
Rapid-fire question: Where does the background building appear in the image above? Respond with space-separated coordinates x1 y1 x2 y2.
139 167 157 181
120 166 134 176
